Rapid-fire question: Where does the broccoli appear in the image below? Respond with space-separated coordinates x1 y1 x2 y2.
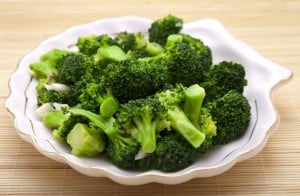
76 35 101 56
56 52 94 85
117 98 169 153
183 84 217 153
165 36 210 86
115 31 164 56
42 110 70 129
93 45 127 67
35 79 65 105
78 82 119 117
101 59 169 103
149 15 183 46
29 48 69 80
67 123 106 156
201 61 247 102
76 34 118 56
154 132 199 172
68 108 140 169
155 84 206 148
206 90 251 145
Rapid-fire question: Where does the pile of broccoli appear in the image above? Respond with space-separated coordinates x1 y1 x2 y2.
30 15 251 172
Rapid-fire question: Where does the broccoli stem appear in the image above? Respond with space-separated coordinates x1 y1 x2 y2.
69 108 116 140
132 114 157 153
184 84 206 129
168 105 205 148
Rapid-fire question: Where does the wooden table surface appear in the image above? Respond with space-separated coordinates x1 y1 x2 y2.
1 0 299 195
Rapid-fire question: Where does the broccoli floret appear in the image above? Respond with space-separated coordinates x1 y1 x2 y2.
149 15 183 46
166 42 207 86
36 79 65 105
56 53 94 85
117 98 169 153
67 123 106 156
29 49 69 80
52 113 89 141
206 90 251 145
154 132 199 172
68 108 140 169
155 84 205 148
79 82 119 117
101 59 169 103
115 31 164 57
76 35 101 56
201 61 248 102
181 34 212 72
76 34 119 56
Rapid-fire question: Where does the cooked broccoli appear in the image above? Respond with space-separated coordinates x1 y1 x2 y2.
42 110 70 129
68 108 140 169
56 52 94 85
78 82 119 117
183 84 217 152
155 84 206 148
76 35 100 56
67 123 106 156
32 14 253 172
29 48 69 80
206 90 251 145
115 31 164 56
149 14 183 46
117 98 169 153
201 61 247 102
181 34 212 72
154 132 199 172
94 45 127 67
35 79 65 105
101 59 169 103
165 36 211 86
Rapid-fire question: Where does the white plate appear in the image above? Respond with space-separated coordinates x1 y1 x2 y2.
6 16 292 185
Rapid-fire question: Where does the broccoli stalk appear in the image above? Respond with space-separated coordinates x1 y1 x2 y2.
68 108 139 169
155 85 205 148
183 84 206 129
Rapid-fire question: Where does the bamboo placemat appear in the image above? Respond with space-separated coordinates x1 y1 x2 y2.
1 0 299 195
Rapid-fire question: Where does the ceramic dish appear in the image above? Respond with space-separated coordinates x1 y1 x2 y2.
6 16 292 185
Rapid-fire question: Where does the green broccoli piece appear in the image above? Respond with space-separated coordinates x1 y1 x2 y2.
94 45 127 66
101 59 169 103
183 84 217 153
29 48 69 80
79 82 119 117
35 79 65 105
149 15 183 46
76 35 101 56
117 98 169 153
165 37 209 86
182 34 212 72
68 108 140 170
201 61 248 102
154 132 199 172
155 84 205 148
66 123 106 156
42 110 70 129
206 90 251 145
56 53 94 85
